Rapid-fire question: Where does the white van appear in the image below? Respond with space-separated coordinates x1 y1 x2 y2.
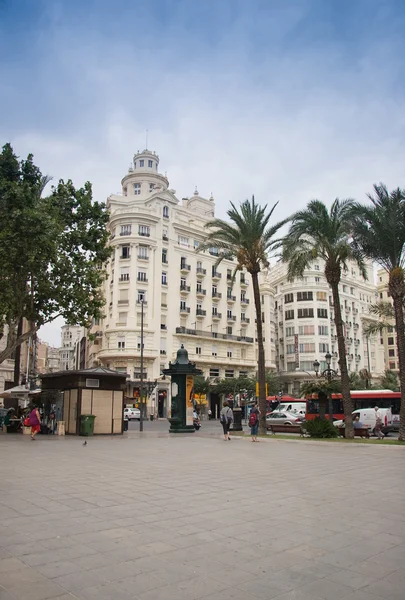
334 408 393 434
277 402 307 416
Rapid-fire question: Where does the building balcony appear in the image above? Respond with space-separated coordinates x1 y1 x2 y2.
175 326 254 343
196 288 206 298
196 268 206 278
162 235 169 241
196 309 206 318
137 277 148 283
240 279 248 288
227 294 236 303
227 315 236 323
180 284 191 293
240 297 249 305
180 306 191 314
180 263 191 274
212 312 222 321
119 275 130 282
137 255 149 261
138 231 150 237
212 271 222 281
212 292 222 301
240 319 249 326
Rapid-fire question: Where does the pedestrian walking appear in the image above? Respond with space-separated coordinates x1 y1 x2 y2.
374 406 385 439
29 405 41 440
220 401 233 441
208 409 212 420
249 402 260 442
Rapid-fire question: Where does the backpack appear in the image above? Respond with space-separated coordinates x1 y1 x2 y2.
220 408 231 424
249 411 258 427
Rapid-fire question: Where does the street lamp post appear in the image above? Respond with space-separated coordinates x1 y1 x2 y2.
140 300 144 432
313 352 338 421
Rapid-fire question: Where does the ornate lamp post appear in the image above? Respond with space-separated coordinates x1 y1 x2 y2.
313 352 338 421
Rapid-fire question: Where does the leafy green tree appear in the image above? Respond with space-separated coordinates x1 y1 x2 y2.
349 372 367 390
299 379 341 420
265 371 282 397
197 196 286 432
283 199 367 438
0 144 111 365
351 185 405 440
380 369 399 392
193 376 211 395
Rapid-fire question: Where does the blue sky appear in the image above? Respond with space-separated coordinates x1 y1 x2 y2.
1 0 405 344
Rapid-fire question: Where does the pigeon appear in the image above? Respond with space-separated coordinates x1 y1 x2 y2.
82 440 87 446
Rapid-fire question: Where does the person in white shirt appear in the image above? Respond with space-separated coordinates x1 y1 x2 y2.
374 406 385 439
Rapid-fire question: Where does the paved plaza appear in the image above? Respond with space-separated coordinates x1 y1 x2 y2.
0 431 405 600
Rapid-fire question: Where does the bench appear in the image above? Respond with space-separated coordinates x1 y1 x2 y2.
338 427 370 439
268 424 306 436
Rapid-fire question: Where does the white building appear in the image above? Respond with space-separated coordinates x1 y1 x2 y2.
270 260 384 396
59 325 85 371
96 149 275 416
376 268 399 373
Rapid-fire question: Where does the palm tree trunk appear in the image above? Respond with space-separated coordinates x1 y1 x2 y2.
319 391 327 420
392 295 405 441
331 284 354 437
251 271 266 433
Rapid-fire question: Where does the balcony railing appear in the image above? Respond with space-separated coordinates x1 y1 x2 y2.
138 255 149 260
180 306 191 313
212 312 222 320
212 271 222 279
180 285 191 292
175 326 253 343
196 288 206 296
160 324 167 330
196 309 206 317
119 275 130 281
138 231 150 237
241 317 250 324
227 295 236 302
180 264 191 272
227 315 236 322
212 292 222 299
240 297 249 304
196 267 206 276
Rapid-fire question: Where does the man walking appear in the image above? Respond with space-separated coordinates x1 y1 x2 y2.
374 406 385 439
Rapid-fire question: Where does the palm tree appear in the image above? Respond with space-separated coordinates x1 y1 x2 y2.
197 196 286 432
283 199 367 438
350 185 405 439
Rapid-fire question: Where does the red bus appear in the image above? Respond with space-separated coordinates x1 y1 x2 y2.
306 390 401 427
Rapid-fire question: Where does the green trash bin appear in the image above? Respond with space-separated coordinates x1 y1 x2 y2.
80 414 96 436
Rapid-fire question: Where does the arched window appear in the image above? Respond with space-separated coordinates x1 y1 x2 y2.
163 206 169 219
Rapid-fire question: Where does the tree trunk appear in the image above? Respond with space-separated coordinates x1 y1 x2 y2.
251 271 266 434
331 283 354 437
391 294 405 441
319 391 327 420
0 325 36 366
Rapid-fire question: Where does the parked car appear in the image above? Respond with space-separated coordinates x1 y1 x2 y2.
266 411 305 429
124 407 141 421
333 408 393 435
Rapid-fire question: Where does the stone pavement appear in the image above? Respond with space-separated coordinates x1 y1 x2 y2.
0 433 404 600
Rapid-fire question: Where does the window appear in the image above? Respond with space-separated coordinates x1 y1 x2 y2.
286 344 295 354
241 313 247 322
178 235 189 247
118 338 125 349
212 285 217 295
121 245 130 259
227 309 232 318
388 326 394 333
212 307 217 316
139 159 144 167
298 325 314 335
137 337 144 349
285 326 295 336
162 248 168 263
180 300 186 310
225 369 234 378
134 183 141 195
227 350 232 358
284 293 294 303
137 270 147 282
388 337 394 345
148 160 153 168
350 287 355 295
163 206 169 218
160 339 166 355
316 292 327 302
297 291 313 301
285 310 294 320
139 225 150 237
149 183 154 193
120 224 131 236
318 325 329 335
212 345 217 357
119 289 129 302
162 272 167 285
209 368 220 378
194 240 200 249
138 245 148 259
119 267 129 281
196 346 202 355
298 308 314 318
317 308 328 318
137 290 146 303
343 285 348 293
162 227 168 240
388 349 395 357
299 343 315 353
319 343 329 353
314 264 320 270
241 349 246 360
227 269 232 280
389 362 396 370
315 277 321 283
227 326 233 335
161 292 167 307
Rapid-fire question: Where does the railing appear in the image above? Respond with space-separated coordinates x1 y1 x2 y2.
227 295 236 302
212 292 222 299
212 312 222 319
138 255 149 260
138 231 150 237
180 306 191 313
196 289 206 295
161 324 167 330
119 275 130 281
180 264 191 271
196 268 206 275
175 326 253 343
241 297 249 304
227 315 236 321
196 309 206 316
212 271 222 278
180 285 191 292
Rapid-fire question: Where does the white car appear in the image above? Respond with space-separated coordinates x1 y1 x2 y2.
124 407 141 421
334 408 393 435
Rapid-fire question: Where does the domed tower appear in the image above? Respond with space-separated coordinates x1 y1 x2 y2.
121 149 169 198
